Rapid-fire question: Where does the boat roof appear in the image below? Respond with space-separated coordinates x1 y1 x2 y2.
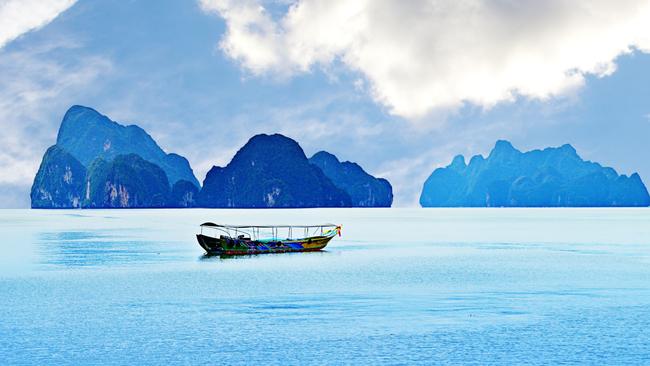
200 222 338 229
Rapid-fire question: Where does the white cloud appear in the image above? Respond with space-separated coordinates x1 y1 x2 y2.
0 40 111 190
0 0 77 49
200 0 650 119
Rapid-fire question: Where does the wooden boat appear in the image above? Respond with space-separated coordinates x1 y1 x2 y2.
196 223 341 255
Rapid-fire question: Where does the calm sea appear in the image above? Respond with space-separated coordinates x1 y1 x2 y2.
1 208 649 365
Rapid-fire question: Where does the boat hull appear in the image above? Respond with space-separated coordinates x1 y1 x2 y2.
196 234 334 255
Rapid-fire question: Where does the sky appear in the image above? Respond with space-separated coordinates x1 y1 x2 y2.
0 0 649 207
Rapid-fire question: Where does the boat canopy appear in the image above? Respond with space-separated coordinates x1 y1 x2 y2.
199 223 341 241
200 222 338 229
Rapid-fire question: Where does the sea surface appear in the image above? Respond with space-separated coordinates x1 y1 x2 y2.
1 208 649 365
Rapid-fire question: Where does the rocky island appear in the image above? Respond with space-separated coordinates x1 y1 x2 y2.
198 134 352 208
31 106 199 208
31 107 392 208
420 140 650 207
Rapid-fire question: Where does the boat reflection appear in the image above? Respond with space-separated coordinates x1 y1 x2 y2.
199 249 331 261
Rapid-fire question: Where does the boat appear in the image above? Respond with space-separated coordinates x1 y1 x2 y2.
196 223 341 255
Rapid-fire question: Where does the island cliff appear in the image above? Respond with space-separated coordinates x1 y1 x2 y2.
31 146 86 208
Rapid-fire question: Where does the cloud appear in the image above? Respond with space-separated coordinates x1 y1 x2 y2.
0 39 112 193
200 0 650 119
0 0 77 49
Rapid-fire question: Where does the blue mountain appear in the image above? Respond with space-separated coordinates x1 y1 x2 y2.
420 140 650 207
198 134 352 208
309 151 392 207
57 105 199 187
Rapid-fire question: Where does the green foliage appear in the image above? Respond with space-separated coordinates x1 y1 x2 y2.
84 154 170 208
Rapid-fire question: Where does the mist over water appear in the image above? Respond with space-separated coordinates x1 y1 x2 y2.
1 208 649 364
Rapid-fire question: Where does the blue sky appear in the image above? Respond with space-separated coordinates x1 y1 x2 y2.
0 0 649 207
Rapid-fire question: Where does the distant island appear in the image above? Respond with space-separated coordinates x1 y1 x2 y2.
31 106 650 209
31 106 392 208
420 140 650 207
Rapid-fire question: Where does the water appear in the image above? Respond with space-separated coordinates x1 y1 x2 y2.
1 208 649 365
